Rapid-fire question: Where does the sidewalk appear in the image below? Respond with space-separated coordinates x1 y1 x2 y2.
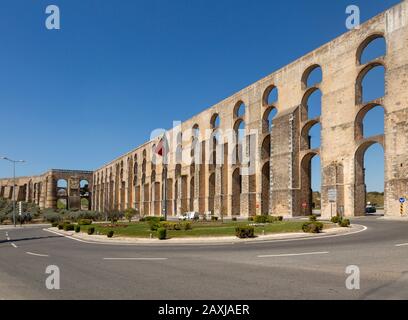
45 224 365 246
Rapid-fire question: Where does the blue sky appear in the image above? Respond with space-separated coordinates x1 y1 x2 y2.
0 0 397 192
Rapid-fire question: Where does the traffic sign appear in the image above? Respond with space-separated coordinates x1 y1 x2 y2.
328 189 337 203
399 197 406 204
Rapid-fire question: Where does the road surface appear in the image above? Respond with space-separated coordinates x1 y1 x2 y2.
0 217 407 299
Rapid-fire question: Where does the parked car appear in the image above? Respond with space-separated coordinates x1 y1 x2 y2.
178 212 200 221
365 205 377 214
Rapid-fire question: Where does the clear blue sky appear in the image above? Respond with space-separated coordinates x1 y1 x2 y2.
0 0 397 192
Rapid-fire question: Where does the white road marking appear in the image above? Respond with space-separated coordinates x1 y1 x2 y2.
395 243 408 247
6 237 10 241
10 243 17 248
103 258 168 261
258 251 329 258
26 252 49 257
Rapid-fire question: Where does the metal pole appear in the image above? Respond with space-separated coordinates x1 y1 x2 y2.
13 161 16 227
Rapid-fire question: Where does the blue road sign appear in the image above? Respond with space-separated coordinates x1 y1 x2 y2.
399 198 406 204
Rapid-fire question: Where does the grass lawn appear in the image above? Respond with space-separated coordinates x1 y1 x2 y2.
76 220 328 238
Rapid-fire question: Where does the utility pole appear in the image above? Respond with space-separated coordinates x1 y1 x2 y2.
1 157 26 227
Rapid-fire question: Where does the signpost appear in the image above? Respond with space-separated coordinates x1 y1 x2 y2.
328 189 337 218
400 197 406 217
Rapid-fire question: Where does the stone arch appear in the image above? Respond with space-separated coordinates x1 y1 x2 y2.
301 119 319 150
56 179 68 209
302 64 322 89
300 151 320 216
261 161 270 215
262 106 278 133
301 87 322 121
355 62 385 105
261 135 271 160
355 103 385 140
210 113 220 129
354 138 385 216
233 101 246 118
357 33 386 65
262 85 278 106
231 168 242 216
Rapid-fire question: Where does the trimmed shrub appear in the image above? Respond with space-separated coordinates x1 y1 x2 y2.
142 216 165 222
340 219 351 227
63 224 75 231
302 222 324 233
181 222 192 231
58 223 64 230
235 226 255 239
211 216 219 222
107 230 114 238
247 216 254 222
43 211 62 223
253 215 268 223
157 228 167 240
78 219 92 226
331 216 341 224
232 217 237 222
51 222 59 228
87 227 95 235
75 225 81 233
124 208 137 222
309 215 317 222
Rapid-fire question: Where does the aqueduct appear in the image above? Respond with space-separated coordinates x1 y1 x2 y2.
1 2 408 219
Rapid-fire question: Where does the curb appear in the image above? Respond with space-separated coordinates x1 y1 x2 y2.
43 224 367 247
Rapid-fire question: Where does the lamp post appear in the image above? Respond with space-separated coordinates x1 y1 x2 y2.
1 157 26 227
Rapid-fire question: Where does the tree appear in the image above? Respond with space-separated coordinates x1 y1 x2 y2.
124 208 137 223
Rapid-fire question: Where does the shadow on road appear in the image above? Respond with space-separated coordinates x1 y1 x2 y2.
0 235 63 244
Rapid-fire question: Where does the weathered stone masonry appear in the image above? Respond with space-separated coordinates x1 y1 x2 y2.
1 2 408 218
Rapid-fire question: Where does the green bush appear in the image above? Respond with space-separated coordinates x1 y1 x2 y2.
253 215 268 223
43 211 62 223
211 216 219 222
63 224 75 231
232 217 237 221
58 223 64 230
78 219 92 226
157 228 167 240
248 216 254 222
75 225 81 233
331 216 341 224
107 230 114 238
87 227 95 235
302 222 324 233
309 215 317 222
340 219 351 227
124 208 137 222
51 222 59 228
142 216 165 222
181 222 192 231
235 226 255 239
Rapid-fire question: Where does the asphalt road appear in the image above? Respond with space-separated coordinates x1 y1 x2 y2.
0 217 407 300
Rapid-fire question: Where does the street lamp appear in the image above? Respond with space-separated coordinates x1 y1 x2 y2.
0 157 26 227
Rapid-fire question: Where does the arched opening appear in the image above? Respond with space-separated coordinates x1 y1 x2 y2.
355 104 385 140
232 168 242 216
356 64 385 104
57 179 68 210
355 142 384 215
300 152 321 216
358 35 386 65
263 85 278 106
262 107 278 133
261 135 271 160
302 88 322 120
208 173 215 214
234 101 245 118
308 123 321 150
302 65 322 89
234 119 246 164
189 176 195 212
80 179 90 210
261 162 270 215
210 113 220 129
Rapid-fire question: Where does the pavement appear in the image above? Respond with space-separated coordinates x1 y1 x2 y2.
0 216 408 300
